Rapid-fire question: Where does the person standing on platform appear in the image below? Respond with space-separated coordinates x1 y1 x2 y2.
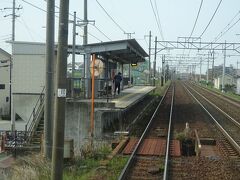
114 72 122 95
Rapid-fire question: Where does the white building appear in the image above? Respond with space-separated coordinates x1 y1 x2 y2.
0 49 11 118
12 41 49 121
236 77 240 95
214 74 235 89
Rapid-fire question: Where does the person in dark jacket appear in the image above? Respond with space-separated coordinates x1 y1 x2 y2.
114 72 122 95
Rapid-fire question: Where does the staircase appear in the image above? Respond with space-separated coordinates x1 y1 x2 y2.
30 116 44 147
25 87 45 148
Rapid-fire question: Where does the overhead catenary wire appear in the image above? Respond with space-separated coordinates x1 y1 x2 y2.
199 0 223 38
90 25 111 41
154 0 164 40
21 0 109 42
214 17 240 42
189 0 204 39
185 0 204 57
95 0 126 34
213 10 240 42
149 0 164 40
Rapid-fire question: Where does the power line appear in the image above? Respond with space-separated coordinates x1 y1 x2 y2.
21 0 106 42
22 0 46 13
149 0 164 40
95 0 126 33
199 0 223 38
189 0 204 38
90 24 112 41
214 17 240 42
154 0 164 40
213 10 240 42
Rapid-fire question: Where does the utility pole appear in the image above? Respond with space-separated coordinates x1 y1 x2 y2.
124 32 135 39
200 57 202 83
44 0 55 159
222 41 226 92
83 0 88 46
71 11 77 98
83 0 90 98
11 0 16 132
153 36 157 86
161 55 164 86
4 0 22 131
148 31 152 84
211 51 215 86
207 52 209 85
51 0 69 179
70 10 94 98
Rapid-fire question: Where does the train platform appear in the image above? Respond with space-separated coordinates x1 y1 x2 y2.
69 85 156 110
111 86 156 109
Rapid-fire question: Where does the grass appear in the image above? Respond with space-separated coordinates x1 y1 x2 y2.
198 82 240 101
7 143 128 180
153 80 171 96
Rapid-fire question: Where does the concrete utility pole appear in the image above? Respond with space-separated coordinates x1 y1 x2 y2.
11 0 16 132
124 32 135 39
4 0 22 131
222 41 226 92
71 11 77 97
211 51 215 85
83 0 91 98
200 57 202 82
207 52 209 85
44 0 55 159
83 0 88 46
148 31 152 84
153 36 157 86
12 0 16 41
51 0 69 179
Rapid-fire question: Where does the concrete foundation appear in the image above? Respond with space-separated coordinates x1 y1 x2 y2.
65 99 123 153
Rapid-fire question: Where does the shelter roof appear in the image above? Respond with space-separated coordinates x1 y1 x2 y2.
75 39 148 64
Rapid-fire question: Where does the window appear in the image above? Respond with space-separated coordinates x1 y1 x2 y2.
0 84 5 89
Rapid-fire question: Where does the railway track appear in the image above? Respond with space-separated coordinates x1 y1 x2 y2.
118 83 175 179
184 83 240 155
188 82 240 124
118 81 240 180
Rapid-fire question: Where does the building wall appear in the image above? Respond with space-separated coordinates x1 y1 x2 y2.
214 74 234 89
12 42 46 121
236 78 240 95
0 51 11 117
13 42 46 94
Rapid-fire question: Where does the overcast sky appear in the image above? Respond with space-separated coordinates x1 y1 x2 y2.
0 0 240 73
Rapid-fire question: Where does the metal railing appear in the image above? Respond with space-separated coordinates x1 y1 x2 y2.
25 86 45 143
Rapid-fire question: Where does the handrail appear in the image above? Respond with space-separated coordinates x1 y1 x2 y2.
25 86 45 143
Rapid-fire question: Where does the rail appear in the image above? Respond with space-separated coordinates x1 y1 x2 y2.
183 83 240 155
25 86 45 143
118 83 172 180
163 84 175 180
186 84 240 129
